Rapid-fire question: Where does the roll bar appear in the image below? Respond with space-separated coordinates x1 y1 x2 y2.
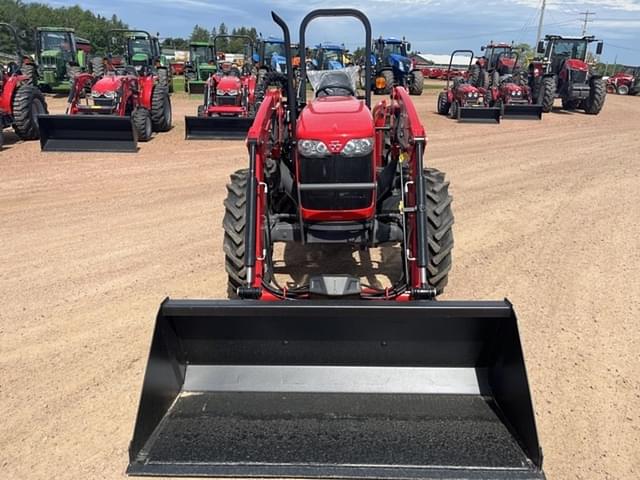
446 49 474 90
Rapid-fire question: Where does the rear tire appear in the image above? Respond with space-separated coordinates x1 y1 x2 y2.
151 85 172 132
12 84 47 140
66 64 81 80
583 77 606 115
91 57 105 78
132 107 153 142
223 169 249 297
423 168 454 295
539 76 555 113
408 70 424 95
20 63 36 85
437 91 450 115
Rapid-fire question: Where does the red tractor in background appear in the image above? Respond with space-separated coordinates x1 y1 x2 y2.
1 22 48 149
39 63 172 152
530 35 606 114
470 42 517 88
484 51 542 120
185 34 257 139
437 50 501 123
606 70 639 95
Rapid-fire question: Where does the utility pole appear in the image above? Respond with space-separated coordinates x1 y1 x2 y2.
535 0 546 47
579 10 595 36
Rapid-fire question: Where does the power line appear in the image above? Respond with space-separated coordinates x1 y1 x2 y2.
579 10 595 36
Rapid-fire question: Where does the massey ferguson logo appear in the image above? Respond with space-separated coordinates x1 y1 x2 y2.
328 140 342 153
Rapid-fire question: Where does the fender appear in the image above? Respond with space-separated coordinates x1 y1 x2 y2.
138 75 155 109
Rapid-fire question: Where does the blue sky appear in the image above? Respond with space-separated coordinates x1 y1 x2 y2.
40 0 640 64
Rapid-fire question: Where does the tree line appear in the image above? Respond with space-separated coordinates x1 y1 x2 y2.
162 23 258 54
0 0 128 54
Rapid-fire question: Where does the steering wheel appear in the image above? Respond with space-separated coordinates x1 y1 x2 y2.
316 84 356 97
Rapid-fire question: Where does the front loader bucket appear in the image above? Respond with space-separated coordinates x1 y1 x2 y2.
187 81 206 95
39 114 137 152
184 115 254 140
503 104 543 120
128 299 545 479
458 106 501 123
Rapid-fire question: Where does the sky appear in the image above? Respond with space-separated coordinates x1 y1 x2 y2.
39 0 640 64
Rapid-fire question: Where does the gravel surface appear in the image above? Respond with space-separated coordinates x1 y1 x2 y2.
1 85 638 479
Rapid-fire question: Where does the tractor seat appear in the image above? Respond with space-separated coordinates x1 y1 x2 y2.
315 71 355 97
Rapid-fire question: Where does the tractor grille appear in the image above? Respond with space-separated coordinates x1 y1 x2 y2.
94 97 116 108
217 95 238 106
299 154 373 211
570 69 587 84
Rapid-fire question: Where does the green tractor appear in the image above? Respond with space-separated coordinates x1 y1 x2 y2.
34 27 88 93
99 30 173 92
184 41 216 94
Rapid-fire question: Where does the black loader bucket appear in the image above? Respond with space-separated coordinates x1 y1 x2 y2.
184 115 254 140
503 104 543 120
187 81 206 95
458 106 501 123
39 114 137 152
128 299 545 480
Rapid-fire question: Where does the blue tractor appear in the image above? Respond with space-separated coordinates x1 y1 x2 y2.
367 37 423 95
256 36 289 74
310 43 347 70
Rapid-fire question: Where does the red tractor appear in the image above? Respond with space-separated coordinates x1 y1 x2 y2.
485 52 543 120
39 63 171 152
0 22 48 148
437 50 501 122
606 70 639 95
530 35 606 114
185 34 257 139
128 10 546 480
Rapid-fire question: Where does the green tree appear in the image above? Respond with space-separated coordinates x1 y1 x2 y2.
190 24 210 43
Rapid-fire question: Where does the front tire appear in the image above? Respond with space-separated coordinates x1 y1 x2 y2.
437 91 450 115
423 168 454 295
583 78 606 115
132 107 153 142
12 84 47 140
151 85 172 132
408 70 424 95
616 84 629 95
538 76 555 113
223 169 249 297
381 70 394 94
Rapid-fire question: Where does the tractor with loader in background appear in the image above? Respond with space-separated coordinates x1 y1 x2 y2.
32 27 88 93
531 35 606 114
127 9 545 480
437 50 501 122
363 36 423 95
184 41 216 94
1 22 48 148
38 60 172 152
185 34 257 139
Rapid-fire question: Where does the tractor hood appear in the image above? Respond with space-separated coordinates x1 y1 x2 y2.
389 53 412 72
297 96 373 141
457 83 480 94
216 75 241 92
565 59 589 71
271 54 287 72
327 60 344 70
93 76 124 94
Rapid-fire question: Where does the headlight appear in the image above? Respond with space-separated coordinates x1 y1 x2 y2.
298 139 329 157
341 137 373 157
474 92 479 98
92 91 116 99
216 89 224 96
516 90 522 96
467 91 475 98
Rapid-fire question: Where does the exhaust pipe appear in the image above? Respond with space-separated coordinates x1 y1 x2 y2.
127 299 545 479
39 114 137 152
184 115 254 140
503 104 543 120
458 106 501 123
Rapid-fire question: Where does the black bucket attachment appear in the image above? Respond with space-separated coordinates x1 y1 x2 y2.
184 115 254 140
39 114 137 152
503 104 543 120
186 81 206 95
128 299 545 479
458 106 501 123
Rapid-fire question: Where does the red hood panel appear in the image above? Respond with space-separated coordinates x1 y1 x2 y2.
93 76 124 93
565 59 589 72
297 96 373 140
216 75 241 91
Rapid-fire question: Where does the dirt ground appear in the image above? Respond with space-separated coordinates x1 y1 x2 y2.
1 84 639 480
